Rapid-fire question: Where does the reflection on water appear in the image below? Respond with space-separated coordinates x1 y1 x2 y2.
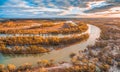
0 24 101 66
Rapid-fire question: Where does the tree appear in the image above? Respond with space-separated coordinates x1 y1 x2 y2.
7 64 16 72
18 63 32 71
37 60 49 67
0 64 5 72
38 67 48 72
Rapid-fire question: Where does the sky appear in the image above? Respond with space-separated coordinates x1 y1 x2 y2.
0 0 120 18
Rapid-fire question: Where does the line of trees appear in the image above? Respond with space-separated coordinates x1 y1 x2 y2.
0 20 59 28
0 59 54 72
0 22 88 34
0 34 89 54
0 34 89 46
0 45 49 54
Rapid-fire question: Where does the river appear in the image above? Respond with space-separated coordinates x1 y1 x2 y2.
0 24 101 66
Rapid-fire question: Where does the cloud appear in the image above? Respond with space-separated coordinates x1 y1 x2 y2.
84 1 112 13
84 0 120 13
0 0 120 18
60 7 87 16
0 0 31 8
107 0 120 3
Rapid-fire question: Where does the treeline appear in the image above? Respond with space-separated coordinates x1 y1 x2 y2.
0 59 55 72
0 20 58 28
0 34 89 54
1 21 33 27
0 45 49 54
0 23 88 34
50 24 88 34
0 34 89 46
28 23 56 29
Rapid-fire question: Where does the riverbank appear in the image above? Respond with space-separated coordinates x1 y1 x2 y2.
88 19 120 72
0 21 89 55
0 24 100 67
